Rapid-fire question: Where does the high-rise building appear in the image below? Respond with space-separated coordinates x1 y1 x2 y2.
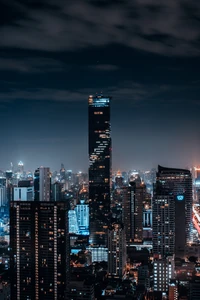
13 187 34 201
66 279 95 300
153 256 175 292
152 193 175 258
34 167 51 201
88 94 111 245
10 167 70 300
153 165 192 258
0 186 6 206
75 200 89 235
122 176 145 244
168 281 178 300
108 222 126 277
10 201 69 300
189 279 200 300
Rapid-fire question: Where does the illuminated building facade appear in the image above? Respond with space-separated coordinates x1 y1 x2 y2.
68 200 89 235
88 94 111 245
10 201 69 300
153 165 192 258
10 167 70 299
153 256 175 292
0 186 7 206
34 167 51 201
68 210 79 234
152 193 175 257
75 200 89 235
168 282 178 300
108 222 126 277
122 176 145 244
13 187 34 201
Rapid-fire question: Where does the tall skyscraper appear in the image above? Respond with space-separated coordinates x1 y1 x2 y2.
122 176 145 244
153 165 193 258
108 222 126 277
88 94 111 245
34 167 51 201
10 167 70 300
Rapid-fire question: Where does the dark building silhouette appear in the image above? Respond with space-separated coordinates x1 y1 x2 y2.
153 165 192 258
88 94 111 245
10 167 70 300
34 167 51 201
122 175 145 244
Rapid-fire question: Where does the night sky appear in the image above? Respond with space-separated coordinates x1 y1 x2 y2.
0 0 200 172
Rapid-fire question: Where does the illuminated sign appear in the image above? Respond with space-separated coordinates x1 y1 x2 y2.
176 195 184 201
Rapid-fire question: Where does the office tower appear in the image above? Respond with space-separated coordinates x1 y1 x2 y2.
66 279 95 300
86 245 108 262
18 180 33 187
10 201 69 300
153 256 175 292
143 208 152 227
88 94 111 245
0 186 6 206
122 176 145 243
189 279 200 300
52 182 63 201
68 210 79 234
18 161 24 173
34 167 51 201
168 281 178 300
13 186 34 201
75 200 89 235
152 193 175 258
108 222 126 277
153 165 193 258
0 177 6 187
10 167 70 300
60 163 66 182
115 171 124 188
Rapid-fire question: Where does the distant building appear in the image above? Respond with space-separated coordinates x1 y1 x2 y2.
86 246 108 262
0 186 7 206
34 167 51 201
66 280 95 300
13 187 34 201
18 180 33 187
108 223 126 277
68 210 79 234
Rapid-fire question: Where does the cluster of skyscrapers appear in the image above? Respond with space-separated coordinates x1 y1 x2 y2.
0 94 198 299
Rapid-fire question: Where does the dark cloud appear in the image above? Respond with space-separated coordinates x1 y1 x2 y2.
89 64 119 71
0 80 198 104
0 57 65 72
0 0 200 55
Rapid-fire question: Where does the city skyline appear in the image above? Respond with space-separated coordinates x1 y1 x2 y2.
1 0 200 172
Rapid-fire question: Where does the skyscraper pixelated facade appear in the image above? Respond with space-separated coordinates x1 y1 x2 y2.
153 165 193 258
108 222 126 277
10 167 70 300
88 94 111 245
122 175 145 244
